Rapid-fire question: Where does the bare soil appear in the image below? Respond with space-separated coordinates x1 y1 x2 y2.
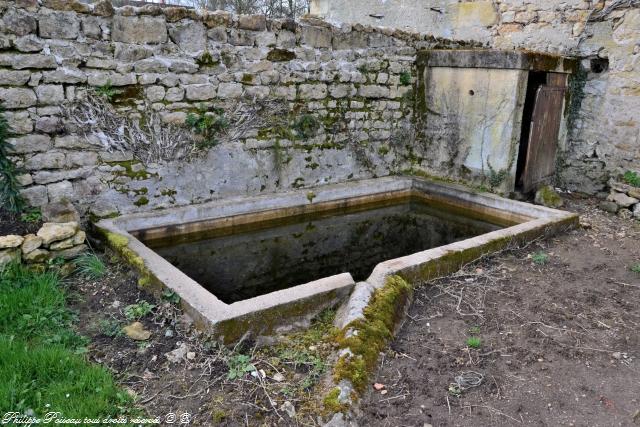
0 207 41 235
359 196 640 427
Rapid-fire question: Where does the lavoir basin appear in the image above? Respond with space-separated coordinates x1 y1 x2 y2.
96 177 578 342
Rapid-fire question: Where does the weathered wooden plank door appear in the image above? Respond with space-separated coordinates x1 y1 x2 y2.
521 74 567 193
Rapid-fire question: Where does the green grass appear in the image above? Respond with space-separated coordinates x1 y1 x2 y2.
622 171 640 187
466 337 482 348
75 253 107 279
631 263 640 274
0 263 133 418
531 251 549 265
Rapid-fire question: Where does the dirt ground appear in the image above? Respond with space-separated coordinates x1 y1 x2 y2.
359 195 640 426
68 251 336 426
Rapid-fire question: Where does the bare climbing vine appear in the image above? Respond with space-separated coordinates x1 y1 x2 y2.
63 91 195 164
588 0 640 21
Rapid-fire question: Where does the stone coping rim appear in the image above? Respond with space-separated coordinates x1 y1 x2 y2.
95 176 577 336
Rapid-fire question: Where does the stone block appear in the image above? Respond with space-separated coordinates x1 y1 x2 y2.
0 235 24 250
33 167 91 185
165 87 185 102
35 84 65 105
0 249 21 267
169 20 206 53
238 15 266 31
20 185 48 207
35 116 64 134
23 248 49 263
42 67 87 84
333 31 368 50
0 87 37 109
39 11 80 39
301 26 331 48
112 15 168 44
14 35 44 52
47 181 75 203
87 71 137 87
85 58 117 69
21 234 43 254
185 84 216 100
66 152 98 168
358 85 389 98
25 152 66 170
134 57 169 73
0 70 32 85
5 111 33 135
216 82 244 99
145 85 166 102
1 8 37 36
298 83 328 99
114 44 154 62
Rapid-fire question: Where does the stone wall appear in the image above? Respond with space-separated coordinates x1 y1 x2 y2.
312 0 640 194
0 0 474 218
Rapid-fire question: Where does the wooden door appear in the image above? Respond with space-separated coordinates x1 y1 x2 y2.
521 74 567 193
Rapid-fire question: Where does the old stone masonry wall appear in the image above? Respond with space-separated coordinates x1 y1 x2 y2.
313 0 640 194
0 0 469 218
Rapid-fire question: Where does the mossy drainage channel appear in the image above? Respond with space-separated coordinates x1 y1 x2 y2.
95 177 578 345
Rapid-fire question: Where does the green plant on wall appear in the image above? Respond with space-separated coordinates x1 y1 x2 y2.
399 71 412 86
566 66 587 137
292 114 320 140
0 106 25 213
486 161 507 192
185 105 229 149
96 80 117 101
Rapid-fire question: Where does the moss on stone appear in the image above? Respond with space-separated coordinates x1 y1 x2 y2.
107 160 155 180
196 50 218 67
134 196 149 206
332 276 412 393
323 387 348 413
267 48 296 62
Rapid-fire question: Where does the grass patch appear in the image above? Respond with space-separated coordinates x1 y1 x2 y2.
466 336 482 348
631 263 640 274
622 171 640 188
0 263 133 418
75 253 107 279
531 252 549 265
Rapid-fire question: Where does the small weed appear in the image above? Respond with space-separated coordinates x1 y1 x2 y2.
306 191 316 203
99 318 123 337
185 105 229 148
20 207 42 223
162 290 181 304
96 81 117 100
227 354 256 380
631 263 640 273
622 171 640 187
292 114 320 139
399 71 412 86
466 337 482 349
487 161 508 191
75 253 107 279
0 105 26 213
531 252 549 265
448 384 462 397
123 301 155 321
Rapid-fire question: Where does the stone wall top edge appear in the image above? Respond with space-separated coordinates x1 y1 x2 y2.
4 0 484 47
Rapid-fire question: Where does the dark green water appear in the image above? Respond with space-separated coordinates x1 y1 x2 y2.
145 200 502 304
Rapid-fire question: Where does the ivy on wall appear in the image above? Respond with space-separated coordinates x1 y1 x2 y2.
0 106 25 213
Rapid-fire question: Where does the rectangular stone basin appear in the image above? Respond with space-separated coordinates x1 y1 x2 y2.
95 177 578 342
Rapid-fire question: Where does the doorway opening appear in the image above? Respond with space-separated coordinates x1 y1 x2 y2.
515 72 568 193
